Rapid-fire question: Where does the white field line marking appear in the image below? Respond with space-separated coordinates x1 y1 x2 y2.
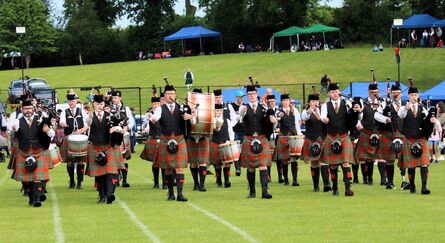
131 170 257 242
0 171 8 187
116 198 161 243
48 182 65 243
187 202 258 243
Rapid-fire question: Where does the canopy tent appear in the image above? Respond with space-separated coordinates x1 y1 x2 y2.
341 81 410 100
390 14 440 46
420 80 445 101
222 88 301 106
433 19 445 27
300 24 342 47
163 25 223 55
269 26 305 51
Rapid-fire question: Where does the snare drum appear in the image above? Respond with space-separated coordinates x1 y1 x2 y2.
49 144 62 167
68 134 89 157
218 141 241 164
187 92 215 139
288 135 305 156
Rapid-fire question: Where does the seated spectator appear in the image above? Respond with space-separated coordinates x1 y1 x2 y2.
378 44 384 51
372 45 379 52
238 42 245 53
255 44 262 52
437 39 443 48
290 44 298 53
300 41 310 51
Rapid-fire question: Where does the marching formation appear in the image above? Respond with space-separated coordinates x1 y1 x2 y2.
3 76 439 207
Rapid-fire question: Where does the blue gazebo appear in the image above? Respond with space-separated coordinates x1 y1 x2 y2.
390 14 440 47
164 25 223 55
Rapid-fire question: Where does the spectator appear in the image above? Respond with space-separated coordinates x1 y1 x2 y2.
437 39 443 48
411 30 417 48
320 74 329 94
138 51 143 60
255 44 262 52
437 27 443 40
184 68 194 90
290 44 298 53
436 102 445 160
422 29 428 47
378 44 384 51
428 116 442 163
429 28 436 47
130 107 137 153
300 41 310 51
238 42 245 53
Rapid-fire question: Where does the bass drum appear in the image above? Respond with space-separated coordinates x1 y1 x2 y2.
187 92 215 140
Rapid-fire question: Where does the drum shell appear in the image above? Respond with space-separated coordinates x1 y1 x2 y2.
218 141 241 164
68 134 89 157
288 135 305 156
188 92 215 137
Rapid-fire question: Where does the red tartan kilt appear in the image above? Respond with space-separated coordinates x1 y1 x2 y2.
209 142 222 166
186 138 210 165
7 144 18 170
400 138 430 169
154 135 188 169
86 144 122 177
54 128 65 146
321 134 355 165
378 131 403 162
60 138 86 164
140 138 159 162
272 136 290 162
301 138 324 163
14 148 51 182
240 135 272 168
356 131 379 161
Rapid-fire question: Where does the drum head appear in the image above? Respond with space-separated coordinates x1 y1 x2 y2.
69 134 88 142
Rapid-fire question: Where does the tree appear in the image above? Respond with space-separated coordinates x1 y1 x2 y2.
0 0 57 68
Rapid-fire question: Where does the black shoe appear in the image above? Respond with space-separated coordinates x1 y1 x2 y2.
122 182 130 188
278 178 284 184
69 180 76 189
193 184 199 191
292 181 300 186
261 192 272 199
401 181 410 190
421 188 431 195
76 182 82 189
323 186 332 192
313 187 320 192
363 179 369 185
386 183 396 190
380 179 388 186
353 178 359 184
283 180 289 186
177 194 188 202
106 194 115 204
33 201 42 207
97 197 106 204
162 184 168 190
236 168 241 176
199 184 207 192
367 180 373 185
345 190 354 196
410 184 416 194
224 182 231 188
247 192 256 198
167 193 175 201
40 194 47 202
153 183 160 189
332 190 339 196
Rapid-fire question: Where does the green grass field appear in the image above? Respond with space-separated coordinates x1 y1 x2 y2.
1 47 445 112
1 47 445 242
1 145 444 242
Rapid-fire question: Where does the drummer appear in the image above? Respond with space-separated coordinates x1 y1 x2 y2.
266 94 281 183
238 85 277 199
186 88 210 192
230 90 246 176
272 94 303 186
111 90 134 188
301 93 331 192
59 93 89 189
209 103 238 188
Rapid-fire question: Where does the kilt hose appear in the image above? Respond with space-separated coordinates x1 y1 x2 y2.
356 130 380 162
14 148 51 182
186 137 210 165
379 131 404 163
154 135 188 169
240 135 272 169
272 135 292 162
400 137 430 169
60 137 86 164
140 137 160 163
86 144 122 177
301 137 324 164
321 133 355 165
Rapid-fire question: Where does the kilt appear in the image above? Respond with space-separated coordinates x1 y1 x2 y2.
240 135 272 169
154 135 188 169
272 135 291 162
301 138 324 163
378 131 403 162
140 137 159 162
352 137 359 164
54 128 65 146
60 137 85 164
209 142 222 166
356 130 380 161
321 133 355 165
121 144 132 160
187 138 210 165
14 148 51 182
400 137 430 169
7 144 18 170
86 144 122 177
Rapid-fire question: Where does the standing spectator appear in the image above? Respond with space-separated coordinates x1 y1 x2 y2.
320 74 329 95
437 27 443 40
184 69 194 90
238 42 245 53
437 102 445 160
130 107 137 153
428 116 442 163
422 29 429 47
411 30 417 48
429 28 436 47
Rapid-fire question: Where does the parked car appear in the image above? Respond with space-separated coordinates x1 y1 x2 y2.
134 114 148 144
7 80 25 103
26 78 57 105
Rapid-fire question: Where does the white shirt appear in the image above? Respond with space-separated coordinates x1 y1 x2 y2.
113 102 135 130
59 107 90 128
283 107 302 135
1 114 6 129
411 31 417 40
398 102 427 119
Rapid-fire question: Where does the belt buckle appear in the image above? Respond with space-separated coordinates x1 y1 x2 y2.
253 132 259 137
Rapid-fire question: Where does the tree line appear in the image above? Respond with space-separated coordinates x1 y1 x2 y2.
0 0 443 69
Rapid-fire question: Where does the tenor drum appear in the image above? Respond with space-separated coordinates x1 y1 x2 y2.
288 135 305 156
187 92 215 139
123 132 131 149
68 134 89 157
218 141 242 164
49 144 62 167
